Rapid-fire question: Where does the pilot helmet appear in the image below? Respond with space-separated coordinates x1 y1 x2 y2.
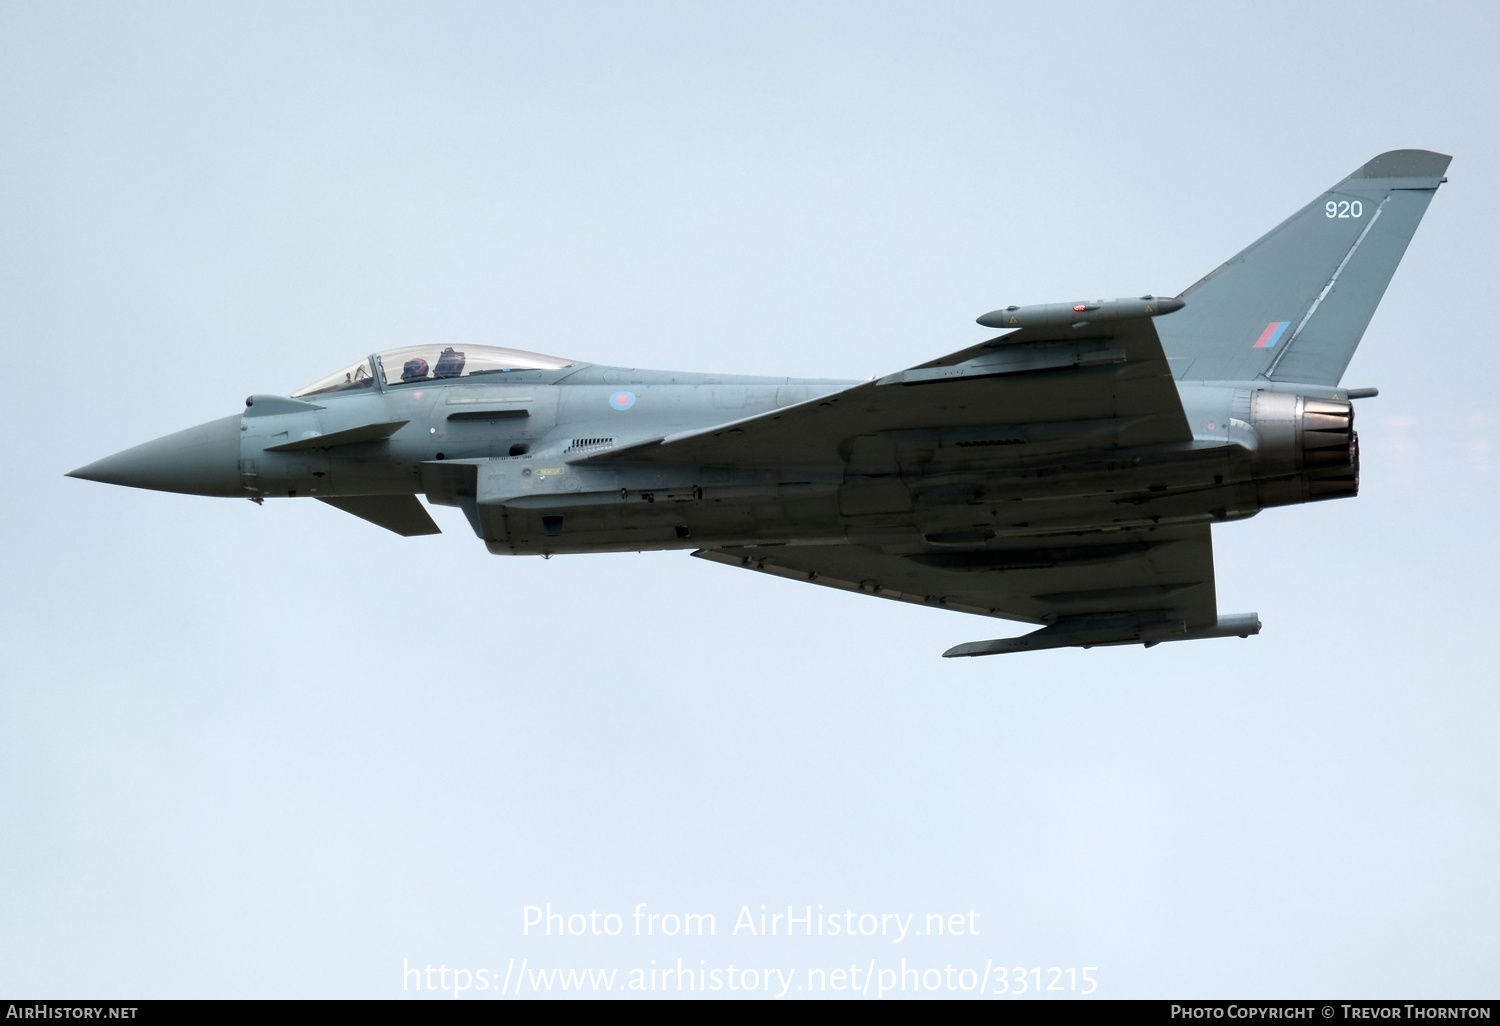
401 358 430 382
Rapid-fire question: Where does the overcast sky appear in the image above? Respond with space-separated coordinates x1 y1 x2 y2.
1 0 1496 999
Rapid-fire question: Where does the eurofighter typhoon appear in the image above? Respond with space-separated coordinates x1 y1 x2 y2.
69 150 1449 656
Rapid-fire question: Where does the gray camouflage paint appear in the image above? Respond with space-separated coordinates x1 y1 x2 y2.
68 150 1450 656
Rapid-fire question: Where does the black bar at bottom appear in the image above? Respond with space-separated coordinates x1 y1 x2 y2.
1 999 1496 1016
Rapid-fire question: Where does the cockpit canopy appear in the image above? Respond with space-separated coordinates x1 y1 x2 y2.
291 345 577 398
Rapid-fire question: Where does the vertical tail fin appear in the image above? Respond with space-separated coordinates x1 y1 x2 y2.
1159 150 1450 385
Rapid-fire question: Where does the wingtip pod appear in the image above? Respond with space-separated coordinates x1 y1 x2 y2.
943 612 1261 658
976 295 1184 329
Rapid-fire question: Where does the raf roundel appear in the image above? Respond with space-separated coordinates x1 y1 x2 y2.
609 390 636 411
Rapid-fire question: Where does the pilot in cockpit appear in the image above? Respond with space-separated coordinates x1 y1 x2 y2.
401 357 430 383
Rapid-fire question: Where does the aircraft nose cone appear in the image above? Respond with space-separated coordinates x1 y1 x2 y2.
67 414 244 497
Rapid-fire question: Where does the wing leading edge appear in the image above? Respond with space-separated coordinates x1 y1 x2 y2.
575 298 1193 470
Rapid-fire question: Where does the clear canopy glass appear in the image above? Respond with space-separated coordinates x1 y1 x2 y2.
290 345 577 398
290 358 376 398
375 345 576 386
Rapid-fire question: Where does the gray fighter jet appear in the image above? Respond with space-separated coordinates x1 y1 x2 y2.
69 150 1449 656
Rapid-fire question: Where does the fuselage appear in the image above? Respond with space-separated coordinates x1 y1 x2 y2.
72 344 1363 558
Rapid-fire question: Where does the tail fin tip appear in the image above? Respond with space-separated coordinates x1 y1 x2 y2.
1352 149 1451 182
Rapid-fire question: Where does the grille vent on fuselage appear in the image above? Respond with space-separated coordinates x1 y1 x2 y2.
565 437 615 454
953 437 1026 447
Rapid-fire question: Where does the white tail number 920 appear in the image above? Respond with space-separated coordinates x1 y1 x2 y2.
1326 200 1363 218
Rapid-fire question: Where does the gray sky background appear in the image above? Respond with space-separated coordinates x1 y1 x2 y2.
1 0 1496 999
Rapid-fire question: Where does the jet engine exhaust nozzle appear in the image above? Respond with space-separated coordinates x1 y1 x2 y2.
1250 392 1359 507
